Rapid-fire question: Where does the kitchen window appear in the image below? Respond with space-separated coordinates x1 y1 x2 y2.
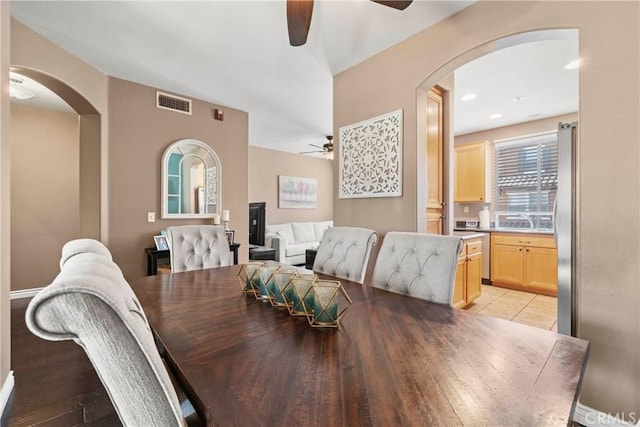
494 132 558 229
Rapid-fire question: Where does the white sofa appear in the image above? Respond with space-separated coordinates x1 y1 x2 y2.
265 221 333 265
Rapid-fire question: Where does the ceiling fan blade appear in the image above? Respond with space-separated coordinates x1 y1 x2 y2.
287 0 314 47
308 143 324 149
299 150 324 154
370 0 413 11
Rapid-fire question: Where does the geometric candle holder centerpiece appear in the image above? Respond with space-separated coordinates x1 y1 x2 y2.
252 264 281 302
269 268 299 308
284 274 318 317
237 262 266 295
303 280 352 328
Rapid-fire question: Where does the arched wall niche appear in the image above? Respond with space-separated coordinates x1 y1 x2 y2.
10 66 101 290
8 66 101 244
10 66 99 115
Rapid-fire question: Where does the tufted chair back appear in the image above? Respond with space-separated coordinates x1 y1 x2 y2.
372 232 463 305
166 225 232 272
312 227 378 284
26 239 186 426
59 238 113 268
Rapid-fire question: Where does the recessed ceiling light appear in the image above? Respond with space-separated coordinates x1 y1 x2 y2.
461 93 477 101
513 96 526 102
564 59 580 70
9 77 35 100
489 113 503 119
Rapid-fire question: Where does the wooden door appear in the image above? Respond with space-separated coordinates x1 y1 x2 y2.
452 256 466 308
426 86 443 233
466 252 482 302
524 246 558 295
454 142 486 202
491 244 525 285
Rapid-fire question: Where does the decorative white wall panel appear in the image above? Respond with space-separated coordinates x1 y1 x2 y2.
338 109 403 199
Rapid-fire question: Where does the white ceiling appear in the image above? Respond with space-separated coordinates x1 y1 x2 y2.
10 1 577 155
454 32 578 136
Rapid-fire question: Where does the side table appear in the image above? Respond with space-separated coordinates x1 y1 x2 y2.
305 248 317 270
146 242 240 276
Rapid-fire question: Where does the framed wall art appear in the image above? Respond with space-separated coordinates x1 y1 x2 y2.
278 175 317 209
338 109 403 199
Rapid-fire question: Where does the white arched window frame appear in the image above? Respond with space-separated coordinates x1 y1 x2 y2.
161 139 222 219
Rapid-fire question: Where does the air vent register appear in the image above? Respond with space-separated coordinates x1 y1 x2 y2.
156 91 192 115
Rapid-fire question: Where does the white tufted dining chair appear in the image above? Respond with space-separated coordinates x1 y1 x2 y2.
166 225 232 272
371 232 463 305
26 239 189 426
312 226 378 284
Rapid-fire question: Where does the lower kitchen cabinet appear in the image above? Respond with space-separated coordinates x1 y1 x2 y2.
452 238 482 308
523 246 558 294
491 232 557 296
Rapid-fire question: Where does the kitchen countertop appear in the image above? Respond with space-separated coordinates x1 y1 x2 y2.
453 231 487 240
454 227 554 235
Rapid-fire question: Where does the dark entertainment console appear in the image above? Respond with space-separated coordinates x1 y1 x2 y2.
145 242 240 276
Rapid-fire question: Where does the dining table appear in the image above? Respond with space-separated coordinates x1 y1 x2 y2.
129 264 589 426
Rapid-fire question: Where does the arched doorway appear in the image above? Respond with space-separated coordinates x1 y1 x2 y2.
416 29 578 335
9 67 101 292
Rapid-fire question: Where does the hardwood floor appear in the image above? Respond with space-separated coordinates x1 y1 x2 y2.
2 298 119 426
464 284 558 331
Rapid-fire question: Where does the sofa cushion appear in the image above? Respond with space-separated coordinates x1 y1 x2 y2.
313 221 333 242
286 242 318 257
265 223 295 244
291 222 316 244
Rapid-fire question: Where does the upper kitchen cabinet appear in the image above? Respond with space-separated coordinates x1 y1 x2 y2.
454 140 493 202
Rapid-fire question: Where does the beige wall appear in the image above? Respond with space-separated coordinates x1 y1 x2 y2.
249 146 333 225
10 104 80 291
79 114 101 239
453 112 578 220
108 77 249 278
334 1 639 415
455 112 579 146
9 21 250 279
0 0 11 393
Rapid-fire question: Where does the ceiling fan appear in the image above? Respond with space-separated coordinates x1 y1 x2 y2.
300 135 334 155
287 0 413 46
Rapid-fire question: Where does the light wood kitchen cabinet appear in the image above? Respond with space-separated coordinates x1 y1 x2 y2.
452 238 483 308
454 140 492 203
491 232 557 296
425 86 444 234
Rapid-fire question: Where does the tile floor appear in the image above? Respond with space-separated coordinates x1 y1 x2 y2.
464 284 557 331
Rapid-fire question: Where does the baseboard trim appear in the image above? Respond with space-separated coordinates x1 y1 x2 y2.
0 371 15 418
10 287 43 300
574 402 638 426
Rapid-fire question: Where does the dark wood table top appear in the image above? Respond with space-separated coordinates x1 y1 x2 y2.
130 265 589 426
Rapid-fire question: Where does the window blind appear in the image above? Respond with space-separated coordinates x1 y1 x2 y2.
494 133 558 227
